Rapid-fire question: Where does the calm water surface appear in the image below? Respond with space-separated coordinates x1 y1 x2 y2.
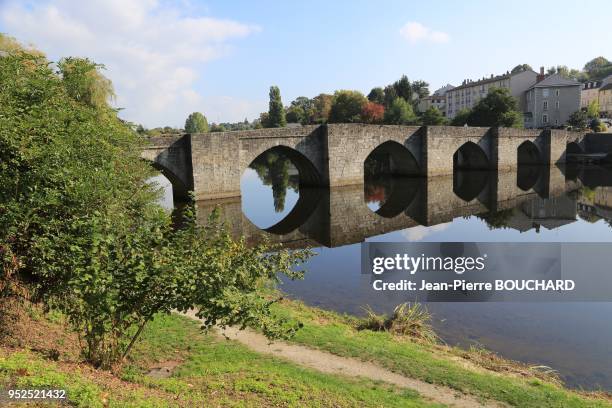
159 152 612 390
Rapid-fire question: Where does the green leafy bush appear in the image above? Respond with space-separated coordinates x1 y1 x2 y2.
0 51 309 368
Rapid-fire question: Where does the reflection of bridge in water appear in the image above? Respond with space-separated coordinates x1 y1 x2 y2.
194 165 612 249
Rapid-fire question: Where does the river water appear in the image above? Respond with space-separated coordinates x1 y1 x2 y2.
154 155 612 390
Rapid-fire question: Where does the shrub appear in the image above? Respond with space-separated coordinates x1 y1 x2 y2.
0 51 309 369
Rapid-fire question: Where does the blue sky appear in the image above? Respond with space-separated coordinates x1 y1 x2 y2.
1 0 610 126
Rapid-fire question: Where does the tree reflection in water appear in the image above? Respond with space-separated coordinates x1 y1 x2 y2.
249 151 299 212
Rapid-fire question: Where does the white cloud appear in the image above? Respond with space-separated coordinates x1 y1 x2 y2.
401 223 450 241
0 0 262 127
399 22 449 44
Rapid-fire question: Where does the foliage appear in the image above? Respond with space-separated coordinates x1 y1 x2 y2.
421 106 447 125
357 303 437 343
311 93 333 123
392 75 412 102
547 65 583 81
384 97 417 125
0 51 309 369
379 86 396 109
567 110 588 129
256 112 270 128
367 87 385 105
266 85 286 128
329 90 367 123
184 112 209 133
411 80 430 100
58 57 115 110
451 108 471 126
210 123 226 132
360 101 385 124
0 33 45 57
466 88 523 128
286 96 315 125
511 64 533 74
584 57 610 74
586 100 600 119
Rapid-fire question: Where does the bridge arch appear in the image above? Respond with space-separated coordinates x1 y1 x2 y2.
364 140 420 178
245 145 322 187
453 170 490 202
149 161 191 201
517 140 542 165
516 141 542 191
453 141 490 170
567 142 583 155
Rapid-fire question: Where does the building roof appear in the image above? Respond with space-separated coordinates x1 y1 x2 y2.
528 73 581 89
433 84 455 96
451 69 537 92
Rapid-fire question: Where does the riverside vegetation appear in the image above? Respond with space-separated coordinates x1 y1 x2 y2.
1 35 612 407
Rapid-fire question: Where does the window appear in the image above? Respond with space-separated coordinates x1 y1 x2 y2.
543 101 548 110
555 119 559 125
543 114 549 124
555 89 560 97
543 89 549 97
555 101 560 109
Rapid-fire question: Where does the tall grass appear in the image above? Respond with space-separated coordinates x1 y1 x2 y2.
357 303 437 343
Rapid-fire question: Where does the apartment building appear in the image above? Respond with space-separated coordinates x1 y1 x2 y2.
446 69 537 119
600 83 612 118
524 74 581 128
581 80 603 110
417 84 455 116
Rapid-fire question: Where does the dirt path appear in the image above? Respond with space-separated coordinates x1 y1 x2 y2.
182 312 504 408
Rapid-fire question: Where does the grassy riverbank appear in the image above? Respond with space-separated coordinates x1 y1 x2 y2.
0 302 436 407
270 297 612 408
1 299 611 407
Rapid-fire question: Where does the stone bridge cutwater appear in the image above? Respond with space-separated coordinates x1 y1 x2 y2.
142 123 574 201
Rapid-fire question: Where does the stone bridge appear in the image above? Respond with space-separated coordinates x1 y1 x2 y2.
142 124 570 201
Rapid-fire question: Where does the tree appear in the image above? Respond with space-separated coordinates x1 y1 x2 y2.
511 64 533 74
266 86 286 128
311 93 333 123
0 33 45 58
411 80 430 100
210 123 226 132
384 97 417 125
383 85 398 108
286 96 314 124
0 51 308 369
367 87 385 105
451 109 471 126
567 110 588 129
329 90 367 123
467 88 523 128
361 101 385 124
285 105 304 124
58 57 115 110
584 57 610 74
184 112 209 133
393 75 412 101
586 100 600 119
422 106 447 125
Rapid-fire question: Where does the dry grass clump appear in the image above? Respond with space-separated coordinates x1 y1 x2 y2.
357 303 438 343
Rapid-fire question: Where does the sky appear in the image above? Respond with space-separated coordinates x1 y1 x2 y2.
1 0 610 128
